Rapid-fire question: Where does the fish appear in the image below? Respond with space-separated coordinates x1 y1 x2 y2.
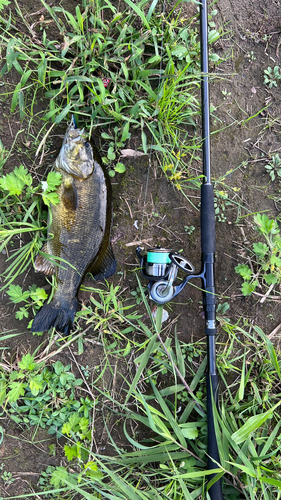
32 117 117 335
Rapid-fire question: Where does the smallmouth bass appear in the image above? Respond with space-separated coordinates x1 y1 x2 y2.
32 117 117 334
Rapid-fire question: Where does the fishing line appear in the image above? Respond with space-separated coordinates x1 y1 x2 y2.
140 0 166 241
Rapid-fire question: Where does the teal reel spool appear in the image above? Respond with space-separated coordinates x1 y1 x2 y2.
146 249 172 277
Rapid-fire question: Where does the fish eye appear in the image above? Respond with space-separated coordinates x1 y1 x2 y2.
85 142 90 148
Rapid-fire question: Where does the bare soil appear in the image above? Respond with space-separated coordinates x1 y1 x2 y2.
0 0 281 497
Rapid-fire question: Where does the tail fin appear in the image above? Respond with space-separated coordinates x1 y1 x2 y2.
31 297 78 335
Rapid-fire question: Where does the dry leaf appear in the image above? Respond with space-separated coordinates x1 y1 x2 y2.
120 149 147 157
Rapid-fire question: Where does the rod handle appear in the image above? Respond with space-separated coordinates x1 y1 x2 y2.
207 373 223 500
201 184 216 254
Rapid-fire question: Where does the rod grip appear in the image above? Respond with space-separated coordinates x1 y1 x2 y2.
201 184 216 254
207 373 223 500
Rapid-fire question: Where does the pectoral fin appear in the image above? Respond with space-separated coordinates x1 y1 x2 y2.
87 243 117 281
34 243 55 276
62 178 78 211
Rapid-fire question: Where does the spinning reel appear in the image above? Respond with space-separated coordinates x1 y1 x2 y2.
136 247 200 305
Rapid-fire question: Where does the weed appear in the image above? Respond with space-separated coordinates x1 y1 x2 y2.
263 66 281 88
0 354 86 438
7 283 48 324
184 224 195 234
246 51 256 63
0 165 62 289
130 286 143 305
1 471 14 485
265 153 281 182
0 0 206 168
214 190 232 222
235 214 281 296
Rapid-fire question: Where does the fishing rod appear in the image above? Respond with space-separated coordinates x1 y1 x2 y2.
199 0 224 497
136 1 224 497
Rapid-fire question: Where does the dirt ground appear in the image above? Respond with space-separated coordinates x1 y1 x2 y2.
0 0 281 497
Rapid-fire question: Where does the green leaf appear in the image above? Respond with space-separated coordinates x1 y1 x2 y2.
107 146 116 161
121 62 129 81
180 426 199 440
54 104 72 124
0 0 10 11
45 171 62 192
241 281 256 296
147 54 162 64
60 373 68 386
0 379 7 405
260 477 281 489
7 381 26 402
208 29 220 44
0 165 32 195
76 5 84 33
6 39 19 73
114 162 126 174
54 361 64 375
171 46 187 59
64 444 78 462
42 191 60 206
62 413 81 436
121 121 130 142
15 307 29 320
270 255 281 267
232 401 281 444
84 461 103 480
142 130 147 154
209 53 220 62
264 273 278 285
122 340 131 356
235 264 252 281
30 287 48 304
253 242 269 257
18 353 37 371
11 82 21 112
101 132 112 140
6 284 25 303
29 375 43 396
253 325 281 381
123 0 150 29
50 466 70 488
254 214 279 235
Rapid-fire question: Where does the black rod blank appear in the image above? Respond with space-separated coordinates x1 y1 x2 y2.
200 0 211 184
200 1 224 499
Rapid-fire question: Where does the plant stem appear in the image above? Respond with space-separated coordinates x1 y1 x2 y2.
155 305 163 333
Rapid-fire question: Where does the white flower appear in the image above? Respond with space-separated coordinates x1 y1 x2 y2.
41 181 48 192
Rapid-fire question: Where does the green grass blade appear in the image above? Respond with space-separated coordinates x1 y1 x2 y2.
232 401 281 445
122 0 150 29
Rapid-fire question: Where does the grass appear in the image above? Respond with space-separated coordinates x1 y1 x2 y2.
0 296 281 499
0 0 216 177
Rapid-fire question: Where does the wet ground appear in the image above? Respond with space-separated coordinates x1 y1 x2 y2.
0 0 281 496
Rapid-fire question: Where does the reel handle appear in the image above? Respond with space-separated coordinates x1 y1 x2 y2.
169 253 195 273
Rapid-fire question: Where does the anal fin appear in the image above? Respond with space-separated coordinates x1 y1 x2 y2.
34 243 56 276
87 243 117 282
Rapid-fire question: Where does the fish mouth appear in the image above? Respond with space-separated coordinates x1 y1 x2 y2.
57 117 94 179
